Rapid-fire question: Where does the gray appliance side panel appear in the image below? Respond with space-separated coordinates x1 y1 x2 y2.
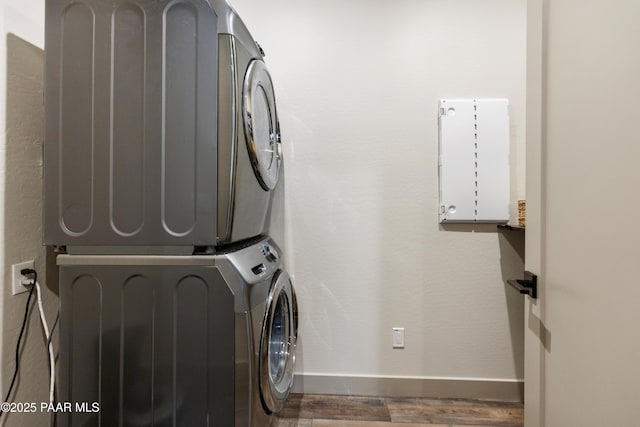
208 0 262 58
217 34 236 244
44 0 218 246
58 264 234 426
234 312 250 427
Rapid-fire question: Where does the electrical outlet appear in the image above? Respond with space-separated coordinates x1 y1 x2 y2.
12 260 34 295
392 327 405 349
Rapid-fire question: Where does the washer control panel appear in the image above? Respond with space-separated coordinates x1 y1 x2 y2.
251 263 267 275
223 238 282 284
261 243 278 263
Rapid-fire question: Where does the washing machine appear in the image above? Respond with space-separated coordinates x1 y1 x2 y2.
56 236 298 427
217 237 298 426
216 2 283 245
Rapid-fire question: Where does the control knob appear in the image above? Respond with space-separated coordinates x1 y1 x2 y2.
263 244 278 263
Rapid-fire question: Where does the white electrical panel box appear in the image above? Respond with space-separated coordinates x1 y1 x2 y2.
438 99 510 223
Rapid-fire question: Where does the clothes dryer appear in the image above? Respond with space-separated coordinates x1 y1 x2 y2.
44 0 283 249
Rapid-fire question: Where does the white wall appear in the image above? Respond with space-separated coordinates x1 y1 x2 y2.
234 0 527 396
0 1 58 425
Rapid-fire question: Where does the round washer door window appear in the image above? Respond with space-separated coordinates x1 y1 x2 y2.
243 60 281 191
260 270 298 413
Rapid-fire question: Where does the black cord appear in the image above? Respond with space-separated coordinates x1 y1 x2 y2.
47 310 59 348
0 270 37 419
50 388 57 427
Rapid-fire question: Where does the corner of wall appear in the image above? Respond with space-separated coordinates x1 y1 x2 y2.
0 7 58 424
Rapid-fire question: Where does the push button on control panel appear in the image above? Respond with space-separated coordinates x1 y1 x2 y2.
251 264 266 275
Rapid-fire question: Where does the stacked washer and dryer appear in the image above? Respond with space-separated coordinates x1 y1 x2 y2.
43 0 297 425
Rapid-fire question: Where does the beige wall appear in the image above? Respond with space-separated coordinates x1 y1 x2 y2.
235 0 528 395
525 0 640 425
0 1 58 426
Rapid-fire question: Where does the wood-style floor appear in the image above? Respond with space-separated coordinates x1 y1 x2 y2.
275 394 524 427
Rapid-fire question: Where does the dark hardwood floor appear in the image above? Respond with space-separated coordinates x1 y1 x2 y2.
275 394 524 427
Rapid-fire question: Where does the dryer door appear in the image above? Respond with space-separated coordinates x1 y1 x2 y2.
259 270 298 413
243 60 281 191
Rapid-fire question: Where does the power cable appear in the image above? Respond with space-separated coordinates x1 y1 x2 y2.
0 269 37 420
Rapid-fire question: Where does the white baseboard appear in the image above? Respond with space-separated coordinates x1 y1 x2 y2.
292 373 524 402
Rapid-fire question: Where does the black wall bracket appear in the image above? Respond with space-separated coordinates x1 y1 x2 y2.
507 271 538 299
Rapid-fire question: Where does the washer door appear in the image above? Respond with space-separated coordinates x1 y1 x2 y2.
243 60 281 191
259 270 298 413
